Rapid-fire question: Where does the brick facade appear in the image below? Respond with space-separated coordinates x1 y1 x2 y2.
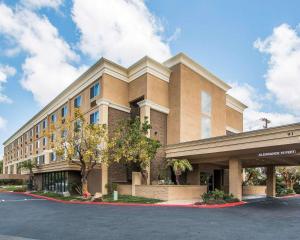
150 109 167 182
107 107 130 184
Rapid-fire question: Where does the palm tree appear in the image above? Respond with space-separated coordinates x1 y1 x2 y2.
167 159 193 185
19 159 37 191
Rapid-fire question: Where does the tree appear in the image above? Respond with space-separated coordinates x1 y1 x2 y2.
277 167 300 189
244 168 266 186
48 110 108 197
0 160 3 174
19 159 37 190
167 158 193 185
107 117 161 183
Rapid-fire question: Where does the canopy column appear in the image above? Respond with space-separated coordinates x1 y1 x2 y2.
266 166 276 197
229 158 242 200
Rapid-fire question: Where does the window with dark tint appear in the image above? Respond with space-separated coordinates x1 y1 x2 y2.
90 111 99 124
74 96 82 108
90 82 100 99
61 105 68 118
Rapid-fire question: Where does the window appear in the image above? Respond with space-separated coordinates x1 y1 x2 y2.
201 91 212 139
51 114 57 123
37 155 45 165
74 96 82 108
90 111 99 124
42 171 67 192
43 137 47 146
36 140 40 149
61 105 68 118
90 82 100 99
201 91 211 115
42 119 47 129
36 124 40 133
74 119 82 132
50 152 56 161
201 116 211 139
61 130 67 138
51 133 56 142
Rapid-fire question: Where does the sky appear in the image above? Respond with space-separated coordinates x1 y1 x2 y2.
0 0 300 156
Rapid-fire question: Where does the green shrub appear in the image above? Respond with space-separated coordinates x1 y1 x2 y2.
13 187 27 192
293 183 300 194
277 188 295 197
201 189 238 204
0 179 24 186
111 183 118 192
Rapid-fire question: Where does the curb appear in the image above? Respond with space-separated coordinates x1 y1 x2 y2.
5 192 247 209
277 194 300 199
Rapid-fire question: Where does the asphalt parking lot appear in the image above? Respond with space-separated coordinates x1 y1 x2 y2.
0 193 300 240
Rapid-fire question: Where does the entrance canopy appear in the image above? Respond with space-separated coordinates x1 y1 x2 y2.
166 123 300 168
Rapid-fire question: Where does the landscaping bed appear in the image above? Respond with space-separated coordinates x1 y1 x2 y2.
195 189 240 205
0 185 27 192
27 192 163 204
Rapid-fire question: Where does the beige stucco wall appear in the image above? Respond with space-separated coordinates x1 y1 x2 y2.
128 73 169 108
167 63 227 144
167 64 181 144
129 74 147 102
134 185 207 201
146 73 169 108
226 106 243 132
102 73 129 107
242 186 266 195
180 64 226 141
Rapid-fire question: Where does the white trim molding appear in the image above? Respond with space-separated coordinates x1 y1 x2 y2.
226 94 247 113
96 98 131 113
164 53 231 91
128 56 171 83
137 99 170 114
226 126 241 134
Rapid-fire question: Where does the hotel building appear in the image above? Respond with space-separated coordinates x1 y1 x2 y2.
3 53 300 200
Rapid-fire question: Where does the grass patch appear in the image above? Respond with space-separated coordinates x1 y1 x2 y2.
103 194 163 204
30 192 163 204
0 185 27 192
33 192 88 201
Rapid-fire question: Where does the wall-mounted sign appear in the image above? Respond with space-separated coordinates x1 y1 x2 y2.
258 150 297 157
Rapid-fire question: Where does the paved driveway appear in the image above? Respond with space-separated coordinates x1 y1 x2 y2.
0 193 300 240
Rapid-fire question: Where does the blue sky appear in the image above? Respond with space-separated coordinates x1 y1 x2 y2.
0 0 300 156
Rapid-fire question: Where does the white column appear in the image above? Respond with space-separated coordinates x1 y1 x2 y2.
138 100 151 185
99 101 109 195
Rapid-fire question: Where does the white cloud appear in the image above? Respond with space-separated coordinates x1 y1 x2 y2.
0 116 7 130
0 64 15 104
21 0 63 9
228 83 299 131
254 24 300 113
72 0 172 66
0 3 86 106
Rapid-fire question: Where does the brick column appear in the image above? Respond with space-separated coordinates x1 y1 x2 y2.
266 166 276 197
99 101 109 195
138 100 151 185
229 158 242 200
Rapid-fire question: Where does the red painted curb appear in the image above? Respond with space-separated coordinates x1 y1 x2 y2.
4 192 247 209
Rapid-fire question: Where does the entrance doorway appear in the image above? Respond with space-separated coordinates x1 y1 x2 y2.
200 169 224 192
